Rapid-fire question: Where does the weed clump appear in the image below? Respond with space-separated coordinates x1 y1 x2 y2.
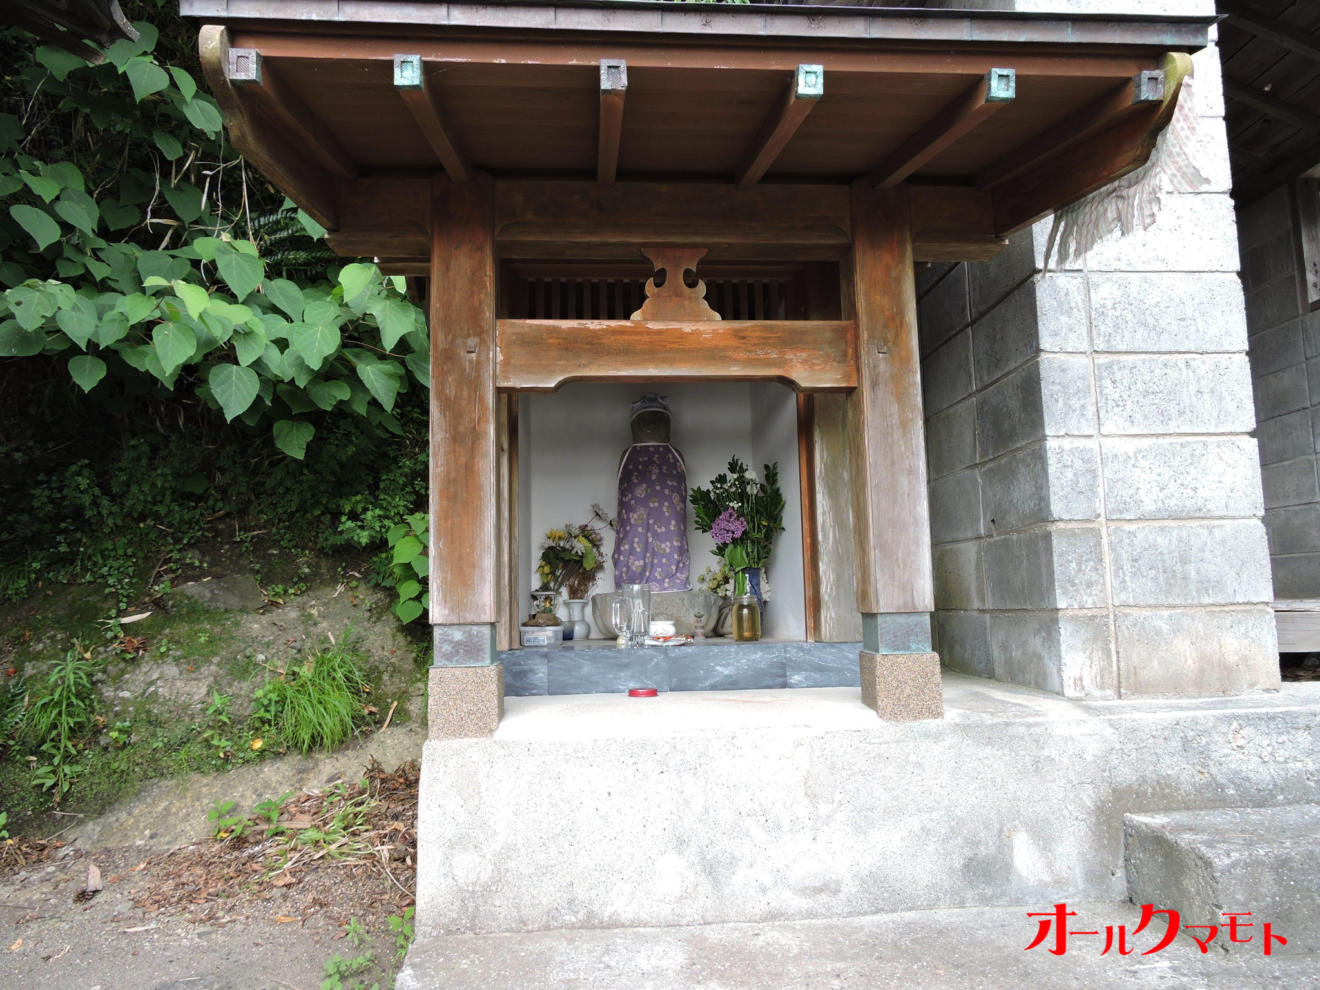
254 635 369 753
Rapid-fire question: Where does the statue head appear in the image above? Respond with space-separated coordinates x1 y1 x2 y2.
630 393 671 443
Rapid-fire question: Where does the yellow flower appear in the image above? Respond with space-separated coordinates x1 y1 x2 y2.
251 738 263 751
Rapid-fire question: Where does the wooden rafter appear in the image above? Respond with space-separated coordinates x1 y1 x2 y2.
395 54 469 183
977 70 1163 191
736 64 823 187
1221 1 1320 66
226 50 357 180
496 319 857 391
871 68 1016 189
993 53 1192 235
1223 79 1320 135
197 27 339 229
597 59 627 184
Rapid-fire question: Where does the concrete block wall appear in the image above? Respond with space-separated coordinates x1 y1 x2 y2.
917 40 1279 698
1239 187 1320 600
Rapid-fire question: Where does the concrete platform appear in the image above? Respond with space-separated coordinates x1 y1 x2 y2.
397 900 1320 989
1125 804 1320 953
410 674 1320 938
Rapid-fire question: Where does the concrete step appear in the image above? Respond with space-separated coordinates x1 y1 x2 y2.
396 901 1319 989
1124 804 1320 955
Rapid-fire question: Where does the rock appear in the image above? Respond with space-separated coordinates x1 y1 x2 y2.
174 574 266 612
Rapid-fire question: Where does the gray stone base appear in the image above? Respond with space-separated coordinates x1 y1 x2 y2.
428 664 504 740
859 650 943 721
1124 805 1320 954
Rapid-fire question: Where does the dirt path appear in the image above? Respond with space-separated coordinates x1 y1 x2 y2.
1 721 425 989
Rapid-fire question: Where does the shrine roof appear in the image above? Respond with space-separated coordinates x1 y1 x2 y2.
181 0 1215 265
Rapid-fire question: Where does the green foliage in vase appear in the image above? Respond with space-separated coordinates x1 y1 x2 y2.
690 457 785 569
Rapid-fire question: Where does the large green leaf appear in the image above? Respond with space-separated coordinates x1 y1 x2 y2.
169 66 197 102
369 295 418 351
9 205 61 250
273 419 314 459
41 162 84 193
262 278 304 320
173 280 209 319
92 312 129 347
20 170 60 203
356 358 403 411
276 383 319 414
67 355 106 393
392 536 423 566
152 322 195 374
182 96 223 135
394 599 424 624
288 321 341 370
5 285 56 331
337 263 375 304
126 58 170 102
153 130 183 160
208 363 260 422
308 379 351 410
35 46 88 81
115 293 157 325
55 295 98 348
214 243 263 300
0 320 44 357
232 327 267 367
100 199 140 231
162 183 204 223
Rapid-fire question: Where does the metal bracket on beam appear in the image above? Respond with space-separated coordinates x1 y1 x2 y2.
985 67 1016 102
601 58 628 93
227 48 261 85
394 53 424 90
796 63 825 99
1133 69 1165 103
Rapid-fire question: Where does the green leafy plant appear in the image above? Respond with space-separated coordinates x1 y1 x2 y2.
385 513 428 624
24 644 99 800
207 798 246 839
388 906 416 965
252 633 370 752
0 810 9 840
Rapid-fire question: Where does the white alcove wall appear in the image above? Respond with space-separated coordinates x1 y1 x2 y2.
516 381 805 640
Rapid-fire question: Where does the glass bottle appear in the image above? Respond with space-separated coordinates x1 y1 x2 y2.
732 594 761 642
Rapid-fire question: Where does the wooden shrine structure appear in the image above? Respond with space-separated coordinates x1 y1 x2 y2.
185 0 1214 735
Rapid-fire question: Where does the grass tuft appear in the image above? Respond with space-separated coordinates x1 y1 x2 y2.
254 632 369 753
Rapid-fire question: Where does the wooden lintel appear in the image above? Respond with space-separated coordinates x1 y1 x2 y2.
1221 1 1320 66
977 70 1163 191
395 54 470 183
736 63 824 187
233 57 357 180
496 319 857 391
598 59 627 184
1223 79 1320 135
871 68 1016 190
993 53 1192 236
495 180 850 249
198 26 339 229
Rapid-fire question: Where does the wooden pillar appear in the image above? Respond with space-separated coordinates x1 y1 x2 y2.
427 174 504 738
846 181 943 721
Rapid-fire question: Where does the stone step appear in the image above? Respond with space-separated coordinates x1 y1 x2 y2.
1124 804 1320 955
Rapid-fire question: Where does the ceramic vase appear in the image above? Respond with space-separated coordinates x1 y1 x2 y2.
564 598 590 641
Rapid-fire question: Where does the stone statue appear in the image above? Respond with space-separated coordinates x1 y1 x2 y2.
612 394 690 591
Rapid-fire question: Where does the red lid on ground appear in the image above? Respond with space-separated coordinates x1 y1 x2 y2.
628 687 659 698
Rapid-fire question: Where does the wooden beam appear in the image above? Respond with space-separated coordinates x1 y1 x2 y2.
197 27 339 229
226 49 357 181
429 175 498 624
736 63 824 187
395 54 470 183
846 181 933 614
1221 1 1320 66
495 180 850 250
908 184 1005 262
1223 78 1320 135
977 70 1164 191
236 33 1151 82
993 52 1192 236
597 59 627 184
495 319 857 391
871 68 1016 189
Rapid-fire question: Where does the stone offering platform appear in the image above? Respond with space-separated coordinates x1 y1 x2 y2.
408 674 1320 942
501 640 862 696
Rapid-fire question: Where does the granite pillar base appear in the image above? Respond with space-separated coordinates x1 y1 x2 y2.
859 650 943 722
428 663 504 739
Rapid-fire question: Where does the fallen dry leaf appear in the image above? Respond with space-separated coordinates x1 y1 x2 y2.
87 863 103 893
271 873 297 887
9 938 22 951
275 915 300 923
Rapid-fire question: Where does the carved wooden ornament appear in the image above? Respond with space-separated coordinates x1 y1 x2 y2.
630 247 722 320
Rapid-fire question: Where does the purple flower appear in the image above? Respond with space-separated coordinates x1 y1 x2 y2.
710 508 747 545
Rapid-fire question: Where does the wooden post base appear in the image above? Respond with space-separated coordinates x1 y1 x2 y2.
859 650 943 722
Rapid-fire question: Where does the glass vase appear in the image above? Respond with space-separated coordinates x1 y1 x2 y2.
732 594 761 642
